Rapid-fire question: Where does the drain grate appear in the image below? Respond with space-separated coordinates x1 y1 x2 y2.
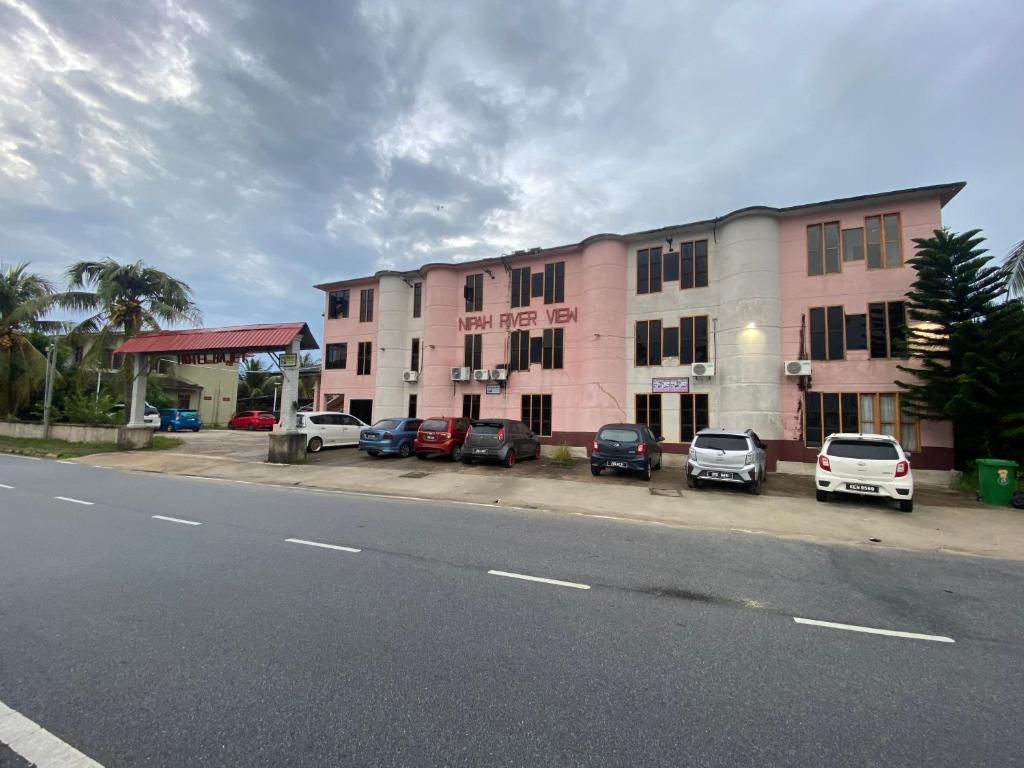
649 488 682 497
400 471 431 479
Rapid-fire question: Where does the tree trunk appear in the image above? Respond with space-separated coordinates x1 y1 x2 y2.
123 352 134 425
4 346 12 417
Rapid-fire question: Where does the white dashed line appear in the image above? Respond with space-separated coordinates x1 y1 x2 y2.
793 617 954 643
0 483 13 489
56 460 76 465
0 698 104 767
285 538 361 553
55 496 94 506
2 454 40 460
488 570 591 590
151 515 202 526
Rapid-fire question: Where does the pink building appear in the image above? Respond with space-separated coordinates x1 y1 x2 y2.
315 182 963 470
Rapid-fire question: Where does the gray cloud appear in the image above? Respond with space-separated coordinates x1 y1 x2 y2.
1 0 1021 339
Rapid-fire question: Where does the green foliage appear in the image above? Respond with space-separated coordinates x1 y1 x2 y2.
146 378 172 409
550 443 574 466
61 393 118 425
897 229 1024 466
1006 239 1024 298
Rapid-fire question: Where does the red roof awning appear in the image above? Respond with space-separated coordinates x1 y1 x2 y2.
113 322 319 355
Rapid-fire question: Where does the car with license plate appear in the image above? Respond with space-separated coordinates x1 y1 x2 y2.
815 433 914 512
359 417 423 458
413 416 471 461
296 411 368 453
462 419 541 468
159 407 202 432
590 423 663 481
686 428 768 495
228 410 278 430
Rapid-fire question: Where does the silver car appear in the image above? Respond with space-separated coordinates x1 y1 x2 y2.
686 428 768 495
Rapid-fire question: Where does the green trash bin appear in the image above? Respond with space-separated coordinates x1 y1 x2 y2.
976 459 1019 505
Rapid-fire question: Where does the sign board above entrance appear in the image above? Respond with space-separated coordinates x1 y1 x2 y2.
459 307 578 332
652 377 690 393
177 352 248 366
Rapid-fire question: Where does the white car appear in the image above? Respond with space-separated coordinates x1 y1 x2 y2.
111 402 161 428
815 432 914 512
295 411 368 453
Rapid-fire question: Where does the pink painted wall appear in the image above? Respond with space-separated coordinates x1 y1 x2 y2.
779 195 953 450
318 279 379 412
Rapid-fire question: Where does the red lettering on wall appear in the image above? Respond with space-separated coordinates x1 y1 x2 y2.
460 307 578 331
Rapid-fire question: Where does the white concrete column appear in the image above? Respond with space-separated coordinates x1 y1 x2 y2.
127 353 149 427
279 337 301 433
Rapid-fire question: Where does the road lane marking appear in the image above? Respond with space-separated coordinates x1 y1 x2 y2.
56 460 76 465
285 538 361 553
488 570 590 590
55 496 94 506
152 515 202 526
793 617 954 643
1 454 40 460
0 698 104 767
0 483 13 489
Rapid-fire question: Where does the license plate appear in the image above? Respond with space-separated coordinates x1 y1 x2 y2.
475 449 487 454
705 471 732 479
847 483 878 493
425 435 435 441
608 461 628 468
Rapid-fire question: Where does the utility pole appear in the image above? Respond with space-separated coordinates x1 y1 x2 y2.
42 342 56 439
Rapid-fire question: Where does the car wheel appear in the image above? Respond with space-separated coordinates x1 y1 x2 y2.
367 450 379 457
590 465 602 476
815 489 830 502
504 449 516 468
761 464 768 484
462 457 474 466
416 452 427 460
686 473 697 489
193 428 200 432
534 443 541 460
749 472 762 495
641 461 651 482
899 499 914 513
398 442 412 458
451 444 463 462
228 424 235 430
308 436 323 453
655 456 662 470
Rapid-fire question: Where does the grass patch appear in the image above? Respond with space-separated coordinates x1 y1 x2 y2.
0 434 182 459
150 436 184 451
549 442 576 466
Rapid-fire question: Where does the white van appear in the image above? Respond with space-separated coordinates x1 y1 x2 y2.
295 412 368 452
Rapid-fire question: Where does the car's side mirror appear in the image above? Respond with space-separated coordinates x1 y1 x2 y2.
656 435 665 442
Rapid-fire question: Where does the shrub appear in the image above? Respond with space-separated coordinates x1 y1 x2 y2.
550 443 575 466
60 393 118 425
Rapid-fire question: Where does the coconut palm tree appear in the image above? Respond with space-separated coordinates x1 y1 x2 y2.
0 263 66 416
238 357 274 400
63 259 201 423
1006 239 1024 298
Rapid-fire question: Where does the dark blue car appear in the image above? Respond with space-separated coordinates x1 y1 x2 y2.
159 407 202 432
359 417 422 458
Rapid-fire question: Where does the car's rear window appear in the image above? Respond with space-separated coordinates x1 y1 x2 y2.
374 419 402 430
420 419 448 431
259 413 276 419
694 434 749 451
598 428 639 443
471 421 504 434
179 409 197 415
826 439 899 460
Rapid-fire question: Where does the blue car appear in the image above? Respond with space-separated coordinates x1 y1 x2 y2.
359 417 422 458
159 407 202 432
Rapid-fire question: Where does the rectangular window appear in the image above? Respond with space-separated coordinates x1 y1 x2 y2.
694 315 709 363
357 341 372 375
637 249 650 294
827 305 844 360
679 317 694 365
805 392 919 450
822 393 840 438
410 338 420 371
806 392 822 447
680 242 694 289
841 393 859 433
868 301 907 359
531 271 544 299
662 325 679 358
464 334 482 370
542 261 565 304
462 394 480 421
900 404 918 453
541 327 563 369
809 307 827 361
663 251 679 282
695 240 709 287
530 336 543 365
824 222 841 274
510 330 530 371
680 393 709 442
878 394 897 439
412 282 422 318
328 289 350 319
408 394 417 418
807 223 841 275
358 288 374 322
649 248 662 293
635 320 663 366
883 213 902 268
635 393 662 438
325 343 347 370
521 394 552 436
842 228 864 262
865 216 883 268
511 267 530 308
845 314 867 351
807 224 823 276
464 273 483 312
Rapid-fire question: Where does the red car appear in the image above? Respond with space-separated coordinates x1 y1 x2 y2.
414 416 472 461
228 411 278 431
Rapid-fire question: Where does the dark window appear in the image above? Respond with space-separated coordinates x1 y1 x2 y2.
511 267 530 308
359 288 374 322
680 242 694 289
869 303 887 358
824 223 841 274
553 327 563 369
827 306 844 360
412 283 422 318
694 240 708 287
554 261 565 303
663 251 679 282
421 419 448 432
841 393 859 433
805 392 822 447
845 314 867 351
531 271 544 298
808 223 841 275
349 400 373 425
542 261 565 304
325 343 347 370
328 289 350 319
541 328 563 369
530 336 543 365
842 228 864 262
887 301 907 357
357 341 372 375
869 301 907 359
635 393 662 438
598 427 639 442
410 338 420 371
680 317 694 365
827 439 899 460
521 394 552 436
680 393 709 442
510 330 530 371
822 393 840 438
649 248 662 293
809 307 827 361
635 320 662 366
462 394 480 420
807 224 822 276
464 334 482 370
809 306 844 361
408 394 417 418
693 434 749 451
464 273 483 312
662 325 679 358
694 316 709 363
637 249 650 294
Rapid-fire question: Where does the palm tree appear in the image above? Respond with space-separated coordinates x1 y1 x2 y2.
0 263 65 416
1006 240 1024 298
238 357 274 400
63 259 201 423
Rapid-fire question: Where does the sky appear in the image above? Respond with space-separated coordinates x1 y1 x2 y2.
1 0 1022 353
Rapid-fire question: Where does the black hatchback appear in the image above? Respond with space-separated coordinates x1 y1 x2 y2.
591 423 664 481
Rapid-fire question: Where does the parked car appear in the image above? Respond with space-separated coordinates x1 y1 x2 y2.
462 419 541 468
159 407 201 432
413 416 471 461
110 402 160 427
228 410 277 431
296 411 368 453
359 417 423 458
590 423 663 481
815 432 914 512
686 428 768 494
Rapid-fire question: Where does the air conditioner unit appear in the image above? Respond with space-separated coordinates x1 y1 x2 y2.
490 368 508 381
402 370 419 383
473 368 491 381
784 360 812 376
692 362 715 377
450 366 471 381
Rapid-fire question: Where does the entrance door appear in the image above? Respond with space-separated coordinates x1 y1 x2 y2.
349 399 373 426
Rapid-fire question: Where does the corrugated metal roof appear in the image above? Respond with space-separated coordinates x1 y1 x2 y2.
114 323 319 354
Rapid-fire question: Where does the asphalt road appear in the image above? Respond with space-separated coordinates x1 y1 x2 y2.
1 453 1022 767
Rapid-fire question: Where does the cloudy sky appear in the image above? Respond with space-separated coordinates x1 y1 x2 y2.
1 0 1021 346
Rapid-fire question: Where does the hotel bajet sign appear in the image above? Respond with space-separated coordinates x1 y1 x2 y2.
177 351 248 366
458 307 579 331
652 377 690 393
